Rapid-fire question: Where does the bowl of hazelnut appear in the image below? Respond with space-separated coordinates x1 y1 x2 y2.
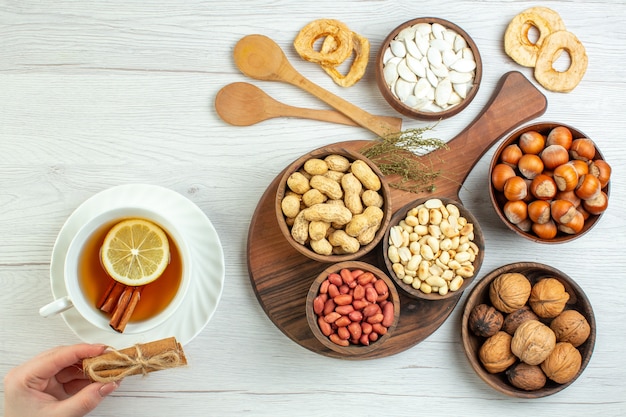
306 261 400 356
489 122 611 243
375 17 483 120
276 146 392 263
461 262 595 398
382 197 485 300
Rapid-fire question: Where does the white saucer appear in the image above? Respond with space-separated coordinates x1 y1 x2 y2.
49 184 225 348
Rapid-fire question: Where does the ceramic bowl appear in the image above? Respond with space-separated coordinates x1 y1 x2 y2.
305 261 400 356
382 196 485 300
461 262 596 398
276 146 391 263
489 122 610 243
375 17 482 120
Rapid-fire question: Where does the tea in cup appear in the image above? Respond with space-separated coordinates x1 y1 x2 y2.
40 207 191 334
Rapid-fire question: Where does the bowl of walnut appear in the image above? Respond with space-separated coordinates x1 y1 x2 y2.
461 262 595 398
276 146 392 263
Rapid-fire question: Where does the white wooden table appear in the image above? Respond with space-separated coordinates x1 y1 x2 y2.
2 1 625 415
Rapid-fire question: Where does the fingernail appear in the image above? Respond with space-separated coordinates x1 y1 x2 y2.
98 381 119 397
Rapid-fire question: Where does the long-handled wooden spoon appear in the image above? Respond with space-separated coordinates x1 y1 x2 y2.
215 82 403 129
233 34 402 137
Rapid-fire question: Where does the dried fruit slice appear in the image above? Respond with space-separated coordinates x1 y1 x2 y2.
534 30 588 93
293 19 353 65
320 31 370 87
504 10 565 67
100 219 170 287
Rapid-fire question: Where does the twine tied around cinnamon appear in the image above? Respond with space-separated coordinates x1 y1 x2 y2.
82 337 187 383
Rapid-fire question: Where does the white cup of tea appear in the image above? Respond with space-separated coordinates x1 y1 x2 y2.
40 207 192 334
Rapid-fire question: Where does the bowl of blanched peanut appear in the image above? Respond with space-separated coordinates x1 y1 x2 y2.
382 197 485 300
275 146 392 263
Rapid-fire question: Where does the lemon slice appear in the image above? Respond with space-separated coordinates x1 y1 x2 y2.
100 219 170 286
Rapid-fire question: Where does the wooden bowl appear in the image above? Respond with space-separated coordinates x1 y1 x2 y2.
382 197 485 300
461 262 596 398
489 122 610 243
275 146 392 263
305 261 400 357
375 17 482 120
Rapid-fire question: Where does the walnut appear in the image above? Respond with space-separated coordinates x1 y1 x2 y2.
469 303 504 337
479 331 517 373
550 309 590 347
489 272 532 313
541 342 582 384
506 362 547 391
529 277 570 318
502 306 539 335
511 319 556 365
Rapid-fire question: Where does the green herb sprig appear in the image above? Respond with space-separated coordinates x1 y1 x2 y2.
361 127 448 193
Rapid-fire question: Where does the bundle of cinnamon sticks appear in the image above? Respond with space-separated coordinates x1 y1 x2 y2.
83 337 187 382
97 280 142 333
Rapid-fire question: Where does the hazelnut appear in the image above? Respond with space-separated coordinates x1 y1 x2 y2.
550 309 591 347
511 320 556 365
502 306 539 335
489 272 532 313
529 278 570 318
541 342 582 384
479 331 517 374
469 303 504 338
506 362 547 391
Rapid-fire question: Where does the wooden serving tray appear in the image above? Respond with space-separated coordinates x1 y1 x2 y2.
247 72 547 359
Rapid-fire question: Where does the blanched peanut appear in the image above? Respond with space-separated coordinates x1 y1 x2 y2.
312 268 396 347
386 198 478 295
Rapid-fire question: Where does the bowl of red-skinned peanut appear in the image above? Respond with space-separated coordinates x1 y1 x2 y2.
306 261 400 356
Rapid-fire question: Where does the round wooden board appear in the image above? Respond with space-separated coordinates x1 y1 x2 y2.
247 72 548 359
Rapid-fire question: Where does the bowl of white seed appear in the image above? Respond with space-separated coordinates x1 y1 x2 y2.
376 17 483 120
382 197 485 300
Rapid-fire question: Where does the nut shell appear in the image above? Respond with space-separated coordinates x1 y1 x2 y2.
489 272 532 313
550 309 590 347
511 320 556 365
506 362 547 391
469 304 504 337
541 342 582 384
502 306 539 335
529 277 570 318
479 331 517 374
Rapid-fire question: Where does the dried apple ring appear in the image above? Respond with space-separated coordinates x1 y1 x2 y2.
320 32 370 87
504 12 563 67
534 30 588 93
294 19 353 66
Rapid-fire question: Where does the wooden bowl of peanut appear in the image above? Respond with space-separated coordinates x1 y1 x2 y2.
306 261 400 356
275 146 392 263
382 197 485 300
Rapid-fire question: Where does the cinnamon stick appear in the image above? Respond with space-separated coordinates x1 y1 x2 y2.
98 281 126 313
82 337 187 383
109 286 142 333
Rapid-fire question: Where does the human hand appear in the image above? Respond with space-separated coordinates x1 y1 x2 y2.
3 343 119 417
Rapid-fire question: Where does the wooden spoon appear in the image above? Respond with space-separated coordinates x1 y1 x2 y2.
215 82 403 128
233 34 402 137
